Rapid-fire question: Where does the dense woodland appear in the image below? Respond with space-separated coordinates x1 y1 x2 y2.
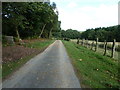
2 2 61 40
81 25 120 42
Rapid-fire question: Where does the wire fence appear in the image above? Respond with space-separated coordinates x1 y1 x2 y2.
71 39 120 60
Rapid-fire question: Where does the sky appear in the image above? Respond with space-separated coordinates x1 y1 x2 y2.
50 0 119 31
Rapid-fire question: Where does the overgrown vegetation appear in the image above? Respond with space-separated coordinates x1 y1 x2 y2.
23 40 54 49
2 55 34 79
63 41 119 88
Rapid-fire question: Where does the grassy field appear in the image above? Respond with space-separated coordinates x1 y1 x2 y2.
2 40 54 79
62 40 119 88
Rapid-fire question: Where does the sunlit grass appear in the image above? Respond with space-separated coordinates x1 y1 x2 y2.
71 39 119 60
23 40 54 49
63 41 119 88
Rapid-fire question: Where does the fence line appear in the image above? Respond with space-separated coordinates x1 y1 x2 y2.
76 38 117 59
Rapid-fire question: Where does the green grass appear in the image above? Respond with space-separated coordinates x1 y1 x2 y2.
2 40 54 79
2 55 34 79
62 41 119 88
95 46 119 60
23 40 54 49
71 40 119 60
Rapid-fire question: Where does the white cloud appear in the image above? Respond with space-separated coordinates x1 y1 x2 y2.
51 0 119 31
58 4 118 31
67 2 78 8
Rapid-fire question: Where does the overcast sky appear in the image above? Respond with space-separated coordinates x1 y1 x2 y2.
51 0 119 31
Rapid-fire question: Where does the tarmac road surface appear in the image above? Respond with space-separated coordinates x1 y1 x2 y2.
2 40 81 88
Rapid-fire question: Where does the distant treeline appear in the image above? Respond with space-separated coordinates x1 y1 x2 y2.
61 25 120 42
81 25 120 42
61 29 81 39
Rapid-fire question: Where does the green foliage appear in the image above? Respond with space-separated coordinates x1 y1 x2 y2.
14 37 20 42
64 38 70 41
61 29 81 39
81 25 120 42
63 41 119 88
23 40 54 49
2 2 61 39
2 35 7 43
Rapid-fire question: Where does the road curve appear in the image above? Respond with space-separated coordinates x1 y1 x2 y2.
3 40 81 88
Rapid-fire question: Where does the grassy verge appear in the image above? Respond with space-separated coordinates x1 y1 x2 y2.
62 41 119 88
23 40 54 49
2 40 54 79
2 55 34 79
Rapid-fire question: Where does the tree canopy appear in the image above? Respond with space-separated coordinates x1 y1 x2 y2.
61 29 81 39
80 25 120 42
2 2 119 42
2 2 61 39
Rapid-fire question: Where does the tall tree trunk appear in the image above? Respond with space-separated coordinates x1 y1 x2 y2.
39 24 46 38
16 26 20 41
48 28 53 39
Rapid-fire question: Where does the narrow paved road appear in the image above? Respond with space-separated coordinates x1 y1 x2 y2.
3 40 81 88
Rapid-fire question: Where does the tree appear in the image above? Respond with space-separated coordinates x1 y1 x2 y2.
2 2 28 40
2 2 61 39
80 25 120 42
61 29 81 39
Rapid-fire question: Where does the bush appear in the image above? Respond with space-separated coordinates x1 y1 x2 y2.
2 35 7 44
64 38 70 41
77 39 79 44
14 37 19 42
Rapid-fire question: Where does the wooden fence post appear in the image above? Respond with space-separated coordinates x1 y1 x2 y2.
111 39 116 58
82 39 84 46
103 40 106 49
95 38 98 52
88 40 90 48
84 39 86 47
91 41 94 50
86 39 89 48
103 40 107 56
80 39 82 45
77 38 79 44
